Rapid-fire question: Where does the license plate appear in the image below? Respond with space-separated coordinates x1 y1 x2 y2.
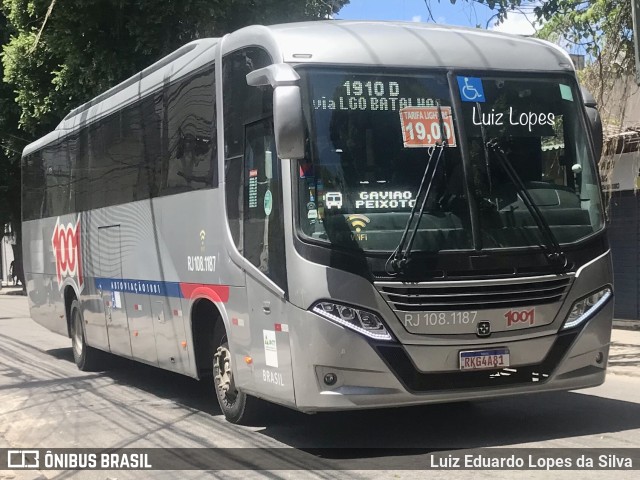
459 348 510 371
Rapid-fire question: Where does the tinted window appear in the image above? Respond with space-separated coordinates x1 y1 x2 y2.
460 76 604 247
223 47 273 249
73 129 91 211
22 64 218 219
297 68 472 253
160 65 217 194
223 48 272 159
86 102 149 209
42 142 71 217
243 118 287 290
22 151 46 221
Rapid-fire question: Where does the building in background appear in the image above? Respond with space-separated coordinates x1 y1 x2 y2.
602 128 640 320
598 67 640 320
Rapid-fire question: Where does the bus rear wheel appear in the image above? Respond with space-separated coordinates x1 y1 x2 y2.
69 300 102 371
213 325 261 424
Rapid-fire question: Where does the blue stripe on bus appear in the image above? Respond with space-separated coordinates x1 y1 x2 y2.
95 277 183 298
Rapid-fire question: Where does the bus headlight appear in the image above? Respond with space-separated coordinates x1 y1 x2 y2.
311 301 393 341
561 287 612 330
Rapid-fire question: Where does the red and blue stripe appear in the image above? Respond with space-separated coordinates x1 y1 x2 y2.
94 277 229 303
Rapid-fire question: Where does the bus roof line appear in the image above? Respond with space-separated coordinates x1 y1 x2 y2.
263 21 573 71
533 37 576 72
56 38 219 128
24 21 579 157
219 24 283 61
24 39 220 156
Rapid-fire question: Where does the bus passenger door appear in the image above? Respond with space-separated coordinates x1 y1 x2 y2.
246 277 293 403
243 119 294 405
97 225 132 357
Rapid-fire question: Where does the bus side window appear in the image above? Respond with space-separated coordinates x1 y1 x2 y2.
222 47 273 251
162 65 216 195
22 151 46 221
43 142 70 218
84 102 148 209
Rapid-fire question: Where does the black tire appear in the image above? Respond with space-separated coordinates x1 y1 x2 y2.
69 299 103 371
212 322 262 424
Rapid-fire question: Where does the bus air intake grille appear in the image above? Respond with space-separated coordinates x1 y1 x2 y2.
375 275 572 312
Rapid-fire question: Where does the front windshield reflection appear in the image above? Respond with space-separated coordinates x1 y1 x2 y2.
297 68 603 253
298 68 472 253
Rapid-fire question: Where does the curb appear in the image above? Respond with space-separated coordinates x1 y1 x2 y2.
613 320 640 331
0 471 48 480
0 287 26 296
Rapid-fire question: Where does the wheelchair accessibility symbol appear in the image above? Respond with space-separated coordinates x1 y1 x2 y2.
457 76 485 102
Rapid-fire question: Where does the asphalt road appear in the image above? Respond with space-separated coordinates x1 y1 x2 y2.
1 292 639 479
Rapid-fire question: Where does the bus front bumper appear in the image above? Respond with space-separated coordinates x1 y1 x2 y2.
288 300 613 412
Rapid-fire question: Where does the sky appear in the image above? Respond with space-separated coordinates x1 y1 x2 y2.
335 0 538 36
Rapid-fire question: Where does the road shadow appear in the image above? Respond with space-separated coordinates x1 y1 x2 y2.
46 346 221 416
47 347 75 362
45 346 640 464
257 389 640 450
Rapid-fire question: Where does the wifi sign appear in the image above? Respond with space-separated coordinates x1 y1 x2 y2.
200 230 206 252
347 215 370 233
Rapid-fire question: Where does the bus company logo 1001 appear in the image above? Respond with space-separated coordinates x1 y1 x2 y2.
51 217 84 292
504 308 535 327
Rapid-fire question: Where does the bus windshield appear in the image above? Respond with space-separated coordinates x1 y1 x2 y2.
296 68 604 253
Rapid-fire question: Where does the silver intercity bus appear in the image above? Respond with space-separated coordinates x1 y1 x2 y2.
22 21 613 424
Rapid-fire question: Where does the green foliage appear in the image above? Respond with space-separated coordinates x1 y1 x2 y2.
438 0 633 129
0 9 23 232
534 1 633 76
2 0 349 133
0 0 348 276
451 0 634 79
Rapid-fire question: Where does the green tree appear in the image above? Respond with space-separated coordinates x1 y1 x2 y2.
430 1 634 102
3 0 349 132
427 1 630 204
0 9 26 287
0 0 348 286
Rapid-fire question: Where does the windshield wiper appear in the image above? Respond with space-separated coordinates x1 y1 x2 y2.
386 102 448 274
486 140 567 270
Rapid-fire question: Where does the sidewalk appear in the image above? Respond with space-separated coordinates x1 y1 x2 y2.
0 284 26 296
613 318 640 331
609 327 640 377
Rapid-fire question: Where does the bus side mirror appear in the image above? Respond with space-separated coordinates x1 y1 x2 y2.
581 87 603 162
272 86 305 159
247 64 305 160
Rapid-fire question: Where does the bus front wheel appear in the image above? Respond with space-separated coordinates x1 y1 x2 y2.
213 323 261 424
69 300 102 371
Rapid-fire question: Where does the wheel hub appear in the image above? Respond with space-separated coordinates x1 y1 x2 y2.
214 346 237 402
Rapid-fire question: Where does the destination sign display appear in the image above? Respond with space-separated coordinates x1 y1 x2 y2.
312 79 440 112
